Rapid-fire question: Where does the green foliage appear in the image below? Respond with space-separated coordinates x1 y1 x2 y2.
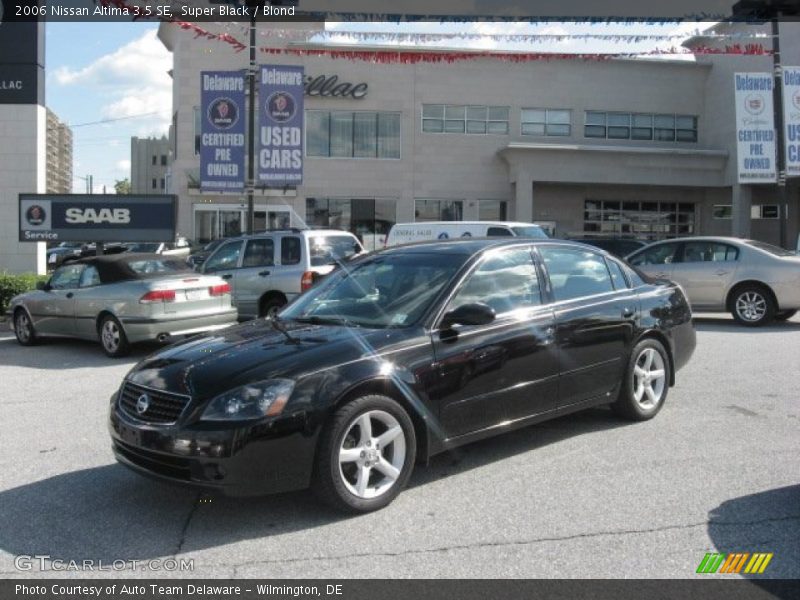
0 273 49 317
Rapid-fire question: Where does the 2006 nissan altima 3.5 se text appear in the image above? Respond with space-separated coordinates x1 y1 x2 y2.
109 239 696 513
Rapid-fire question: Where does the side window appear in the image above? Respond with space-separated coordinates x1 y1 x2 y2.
486 227 513 237
628 243 678 266
449 247 541 316
242 239 274 268
204 241 242 272
79 266 101 288
605 258 630 290
682 242 739 263
50 264 84 290
539 246 615 301
281 237 301 265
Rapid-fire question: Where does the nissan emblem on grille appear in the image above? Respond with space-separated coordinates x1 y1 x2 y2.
135 394 150 415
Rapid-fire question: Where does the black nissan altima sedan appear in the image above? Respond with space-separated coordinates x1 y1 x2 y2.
109 239 696 513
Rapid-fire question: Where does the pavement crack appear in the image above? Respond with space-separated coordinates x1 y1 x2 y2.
172 492 202 557
219 514 800 570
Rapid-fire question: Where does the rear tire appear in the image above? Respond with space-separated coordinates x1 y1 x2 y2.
312 395 416 513
730 285 775 327
99 315 131 358
612 339 671 422
259 295 286 319
774 309 797 322
13 309 38 346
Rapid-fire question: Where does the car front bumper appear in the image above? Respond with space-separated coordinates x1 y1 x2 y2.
108 395 318 496
119 309 239 343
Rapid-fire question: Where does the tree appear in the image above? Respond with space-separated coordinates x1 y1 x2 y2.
114 178 131 195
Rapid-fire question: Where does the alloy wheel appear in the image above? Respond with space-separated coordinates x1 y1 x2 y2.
102 320 120 353
632 347 666 409
338 410 406 500
15 312 31 343
735 291 767 323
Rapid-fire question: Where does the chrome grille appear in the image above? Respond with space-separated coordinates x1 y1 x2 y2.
119 382 191 425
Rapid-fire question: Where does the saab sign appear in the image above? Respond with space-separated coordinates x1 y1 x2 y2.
19 194 176 242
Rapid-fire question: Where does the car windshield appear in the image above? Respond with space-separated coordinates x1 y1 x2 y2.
511 226 549 239
126 258 192 276
281 252 466 328
746 240 795 257
309 235 362 267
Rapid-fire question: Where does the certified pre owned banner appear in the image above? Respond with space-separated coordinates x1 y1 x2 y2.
783 67 800 178
19 194 176 242
734 73 777 183
258 64 304 185
200 71 246 193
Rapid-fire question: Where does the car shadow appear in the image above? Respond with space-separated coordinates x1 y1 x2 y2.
706 485 800 593
0 408 628 564
692 316 800 333
0 335 163 370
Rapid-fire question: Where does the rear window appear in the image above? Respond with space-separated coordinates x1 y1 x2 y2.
309 235 362 267
746 240 794 257
126 258 192 276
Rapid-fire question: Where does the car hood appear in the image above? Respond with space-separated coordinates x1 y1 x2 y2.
126 319 412 399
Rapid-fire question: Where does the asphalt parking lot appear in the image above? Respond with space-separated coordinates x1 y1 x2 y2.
0 314 798 580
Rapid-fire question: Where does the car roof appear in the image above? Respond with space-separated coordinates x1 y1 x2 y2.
63 253 186 284
226 229 357 241
380 237 600 256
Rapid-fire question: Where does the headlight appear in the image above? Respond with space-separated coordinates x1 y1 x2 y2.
200 379 295 421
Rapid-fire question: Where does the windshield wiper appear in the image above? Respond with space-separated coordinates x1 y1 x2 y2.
293 315 361 328
270 315 300 345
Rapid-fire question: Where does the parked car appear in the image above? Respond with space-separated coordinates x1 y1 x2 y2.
125 239 191 259
46 242 85 268
8 253 238 357
109 238 695 512
385 221 548 247
626 236 800 326
186 238 225 269
568 237 648 258
197 228 364 319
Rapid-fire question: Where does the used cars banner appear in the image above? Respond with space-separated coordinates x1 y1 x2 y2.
783 66 800 178
19 194 176 242
200 70 246 193
258 64 304 186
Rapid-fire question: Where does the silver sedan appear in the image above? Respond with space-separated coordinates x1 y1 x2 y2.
8 253 238 357
627 236 800 326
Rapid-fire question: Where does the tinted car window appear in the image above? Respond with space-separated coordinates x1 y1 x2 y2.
79 266 101 287
449 248 541 315
204 241 242 272
539 246 615 301
50 264 84 289
486 227 513 237
127 243 161 253
309 235 361 267
511 226 549 239
605 258 629 290
242 239 274 268
682 242 738 263
281 237 301 265
628 243 678 266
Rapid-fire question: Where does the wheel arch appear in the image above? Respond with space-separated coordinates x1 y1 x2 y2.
259 291 288 315
634 329 676 387
725 280 778 312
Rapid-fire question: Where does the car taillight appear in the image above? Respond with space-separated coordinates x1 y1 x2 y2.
140 290 176 303
209 283 231 296
301 271 315 292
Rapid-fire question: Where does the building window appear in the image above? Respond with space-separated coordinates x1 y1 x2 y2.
151 178 157 190
152 155 157 166
479 200 508 221
712 205 732 220
751 204 780 219
422 104 509 135
160 178 166 190
415 199 464 221
521 109 571 136
584 111 697 143
161 155 167 166
306 111 401 159
306 198 396 252
583 200 695 240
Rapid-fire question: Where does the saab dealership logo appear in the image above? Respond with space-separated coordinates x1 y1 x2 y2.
65 207 131 224
135 394 150 415
266 91 296 123
207 97 239 130
25 205 47 226
793 89 800 112
744 93 765 116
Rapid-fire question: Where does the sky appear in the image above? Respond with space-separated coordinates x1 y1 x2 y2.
45 20 712 194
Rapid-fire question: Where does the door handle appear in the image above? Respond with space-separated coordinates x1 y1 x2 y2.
258 270 271 277
221 274 233 280
715 270 729 276
66 292 74 299
622 307 635 318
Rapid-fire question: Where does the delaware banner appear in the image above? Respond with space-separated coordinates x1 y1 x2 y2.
258 64 304 185
734 72 777 184
782 67 800 178
200 70 246 193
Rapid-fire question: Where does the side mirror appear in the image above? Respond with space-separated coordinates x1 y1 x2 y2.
441 303 496 329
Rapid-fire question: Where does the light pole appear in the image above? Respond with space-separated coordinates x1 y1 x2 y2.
245 0 267 235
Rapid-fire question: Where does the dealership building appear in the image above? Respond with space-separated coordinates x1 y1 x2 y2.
157 21 800 251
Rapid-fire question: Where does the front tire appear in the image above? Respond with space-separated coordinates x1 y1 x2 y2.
99 315 131 358
13 309 38 346
731 285 775 327
313 395 416 513
612 339 671 421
